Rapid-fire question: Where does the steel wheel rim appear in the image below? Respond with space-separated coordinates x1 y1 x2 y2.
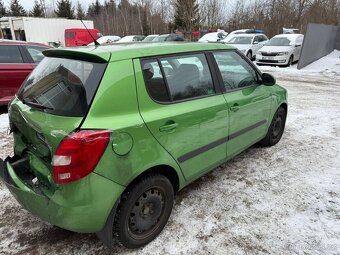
128 188 165 240
272 116 282 138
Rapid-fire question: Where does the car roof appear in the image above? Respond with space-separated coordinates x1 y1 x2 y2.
0 39 50 47
231 33 265 38
273 33 303 39
43 42 235 63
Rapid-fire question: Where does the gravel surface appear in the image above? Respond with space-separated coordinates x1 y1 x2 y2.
0 70 339 255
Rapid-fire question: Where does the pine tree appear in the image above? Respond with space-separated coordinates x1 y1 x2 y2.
87 0 102 17
174 0 199 32
76 1 86 20
55 0 75 19
0 0 7 17
10 0 27 16
30 0 44 17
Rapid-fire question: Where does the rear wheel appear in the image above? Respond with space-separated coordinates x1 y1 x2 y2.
114 174 174 248
259 107 287 146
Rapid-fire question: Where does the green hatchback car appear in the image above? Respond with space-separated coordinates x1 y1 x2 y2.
0 42 287 249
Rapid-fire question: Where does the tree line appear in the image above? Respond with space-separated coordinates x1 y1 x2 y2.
0 0 339 37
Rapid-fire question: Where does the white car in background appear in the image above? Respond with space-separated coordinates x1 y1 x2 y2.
256 34 304 66
118 35 145 43
198 31 228 43
87 35 121 45
223 33 268 59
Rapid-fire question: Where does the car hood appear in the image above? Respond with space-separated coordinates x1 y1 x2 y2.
259 45 293 52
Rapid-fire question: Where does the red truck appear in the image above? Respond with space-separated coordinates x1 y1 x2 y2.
65 28 101 47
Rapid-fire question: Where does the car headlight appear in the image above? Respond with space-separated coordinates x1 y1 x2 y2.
277 52 289 56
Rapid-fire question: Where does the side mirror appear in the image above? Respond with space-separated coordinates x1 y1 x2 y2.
262 73 276 86
295 43 301 47
253 41 259 44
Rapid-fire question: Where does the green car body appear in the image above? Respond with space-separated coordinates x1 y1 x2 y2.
0 42 287 248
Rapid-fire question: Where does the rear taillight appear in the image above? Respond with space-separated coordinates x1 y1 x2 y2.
53 130 111 184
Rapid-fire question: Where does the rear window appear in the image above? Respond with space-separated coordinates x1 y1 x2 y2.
65 32 75 39
17 57 106 117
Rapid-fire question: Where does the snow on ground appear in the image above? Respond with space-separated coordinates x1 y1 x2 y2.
0 56 340 254
0 113 9 132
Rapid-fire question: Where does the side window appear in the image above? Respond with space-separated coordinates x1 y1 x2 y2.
213 51 259 90
142 59 170 102
253 36 259 43
26 46 49 63
0 45 24 63
142 53 215 102
296 36 303 45
161 53 215 101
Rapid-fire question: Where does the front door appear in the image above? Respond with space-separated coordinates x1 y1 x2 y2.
135 52 229 181
211 51 273 158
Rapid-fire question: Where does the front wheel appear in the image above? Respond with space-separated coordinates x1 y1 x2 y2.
114 174 174 248
287 55 293 66
259 107 287 146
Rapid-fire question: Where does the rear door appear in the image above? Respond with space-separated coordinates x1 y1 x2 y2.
211 50 273 159
135 52 229 181
0 44 34 104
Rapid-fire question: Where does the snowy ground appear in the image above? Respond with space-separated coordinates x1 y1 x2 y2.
0 52 339 254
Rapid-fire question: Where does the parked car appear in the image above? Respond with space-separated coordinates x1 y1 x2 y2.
1 43 287 249
119 35 145 43
223 33 268 59
152 34 184 42
198 31 228 43
143 34 159 42
65 28 102 47
256 34 304 66
88 35 121 45
0 40 50 106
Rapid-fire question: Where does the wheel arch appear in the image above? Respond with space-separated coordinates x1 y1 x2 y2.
124 164 180 195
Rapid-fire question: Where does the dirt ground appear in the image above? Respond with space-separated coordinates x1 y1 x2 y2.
0 69 339 255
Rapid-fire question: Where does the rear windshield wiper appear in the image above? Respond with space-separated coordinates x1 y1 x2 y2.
22 98 54 111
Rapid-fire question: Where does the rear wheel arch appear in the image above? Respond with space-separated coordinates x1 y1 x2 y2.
125 165 180 195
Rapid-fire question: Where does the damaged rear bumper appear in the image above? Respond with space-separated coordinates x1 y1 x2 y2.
0 157 124 233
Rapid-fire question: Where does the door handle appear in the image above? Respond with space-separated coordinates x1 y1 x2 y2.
230 105 240 112
159 122 178 132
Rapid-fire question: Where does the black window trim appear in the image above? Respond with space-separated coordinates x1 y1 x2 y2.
140 51 222 105
208 49 264 94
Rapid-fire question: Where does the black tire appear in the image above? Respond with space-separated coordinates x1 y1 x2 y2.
246 51 252 59
114 174 174 248
259 107 287 146
287 55 293 66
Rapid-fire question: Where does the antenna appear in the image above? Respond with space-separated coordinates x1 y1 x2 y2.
80 19 100 46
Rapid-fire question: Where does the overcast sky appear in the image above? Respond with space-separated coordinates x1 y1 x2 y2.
3 0 98 12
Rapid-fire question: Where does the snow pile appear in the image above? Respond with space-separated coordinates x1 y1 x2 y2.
258 50 340 76
0 114 9 132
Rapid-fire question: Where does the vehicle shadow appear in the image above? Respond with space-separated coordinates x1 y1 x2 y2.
0 106 8 114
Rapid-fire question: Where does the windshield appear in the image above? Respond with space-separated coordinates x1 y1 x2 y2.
266 37 292 46
144 36 157 42
226 36 252 44
17 57 106 117
152 35 167 42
